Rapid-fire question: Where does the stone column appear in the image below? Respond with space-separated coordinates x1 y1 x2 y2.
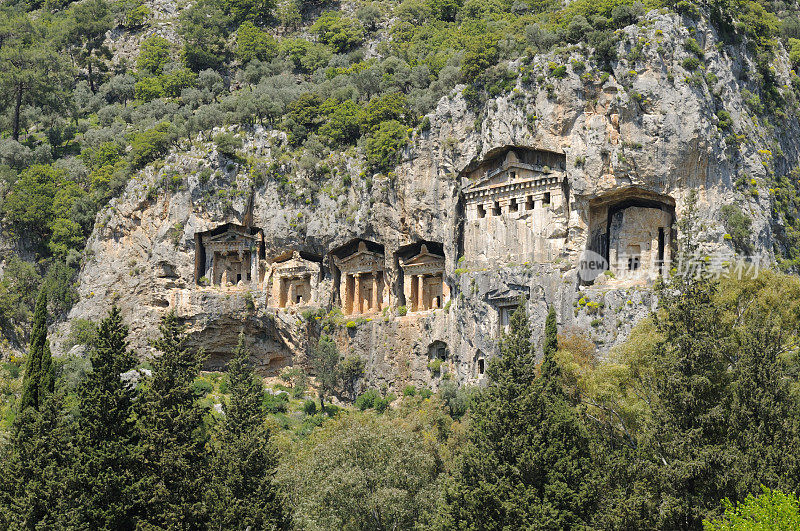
372 272 379 311
287 279 295 307
417 274 425 311
304 273 312 304
354 273 362 314
409 275 418 312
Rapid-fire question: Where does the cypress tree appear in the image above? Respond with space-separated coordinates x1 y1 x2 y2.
540 305 561 387
71 307 139 529
19 289 53 413
135 311 209 529
207 332 287 529
439 299 599 529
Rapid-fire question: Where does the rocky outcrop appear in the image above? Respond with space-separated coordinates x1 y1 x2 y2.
53 11 799 393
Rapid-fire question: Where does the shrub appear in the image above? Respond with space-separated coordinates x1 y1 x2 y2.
235 21 278 64
130 122 174 168
682 56 701 71
137 35 172 74
374 393 394 413
397 305 408 316
720 204 752 253
65 318 98 351
704 487 800 529
263 391 289 413
311 11 365 53
215 132 242 158
419 387 432 399
162 68 198 98
428 359 443 375
355 389 380 410
365 120 408 173
191 378 214 397
403 384 417 397
302 399 317 415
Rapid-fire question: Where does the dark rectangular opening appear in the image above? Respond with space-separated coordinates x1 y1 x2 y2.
478 204 486 218
526 196 534 210
543 192 551 206
509 198 518 212
492 202 501 216
236 273 242 283
627 257 640 271
478 358 485 375
658 227 665 273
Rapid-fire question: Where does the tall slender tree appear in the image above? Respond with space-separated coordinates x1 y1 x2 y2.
207 332 287 529
70 307 139 529
19 289 53 413
135 311 209 529
439 299 599 529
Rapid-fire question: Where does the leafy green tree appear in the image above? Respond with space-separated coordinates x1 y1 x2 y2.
284 92 323 145
70 307 139 529
365 119 408 173
137 35 172 75
311 334 340 410
235 20 278 64
3 163 60 244
439 300 599 528
225 0 277 24
319 98 361 145
67 0 114 93
461 32 499 80
279 413 441 529
135 311 209 529
207 332 286 529
704 487 800 530
129 121 175 168
180 0 230 71
0 255 41 334
360 92 410 131
310 11 365 53
19 290 54 413
0 10 67 140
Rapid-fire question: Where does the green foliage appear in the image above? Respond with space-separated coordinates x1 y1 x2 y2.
215 132 243 158
207 332 286 529
311 11 365 53
3 164 60 244
302 399 317 415
136 311 209 528
235 21 278 64
355 388 380 410
129 122 175 168
19 291 53 414
360 92 410 131
704 487 800 530
365 120 408 173
278 413 441 529
70 307 138 528
720 204 752 254
263 391 289 413
137 35 172 75
311 334 340 409
461 31 499 80
439 300 599 528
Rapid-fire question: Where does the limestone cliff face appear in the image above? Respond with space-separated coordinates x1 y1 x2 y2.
54 11 799 393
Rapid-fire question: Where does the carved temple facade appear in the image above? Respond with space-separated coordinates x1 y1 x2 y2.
462 147 568 265
194 224 264 288
398 243 449 312
332 240 387 315
267 251 322 308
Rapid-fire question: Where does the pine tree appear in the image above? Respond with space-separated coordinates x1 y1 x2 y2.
71 307 139 529
439 300 599 529
207 332 287 529
135 311 209 529
540 304 561 387
19 289 54 413
641 274 735 529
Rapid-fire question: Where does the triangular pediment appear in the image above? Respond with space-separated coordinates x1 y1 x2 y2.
404 253 444 267
206 229 256 243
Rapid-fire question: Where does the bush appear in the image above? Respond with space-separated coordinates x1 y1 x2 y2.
682 56 701 71
130 122 174 168
137 35 172 74
403 385 417 397
311 11 365 53
235 21 278 64
215 132 243 158
704 487 800 529
397 305 408 316
263 391 289 413
302 399 317 415
419 387 432 399
374 393 394 413
191 378 214 398
365 120 408 173
720 204 752 254
355 389 380 410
